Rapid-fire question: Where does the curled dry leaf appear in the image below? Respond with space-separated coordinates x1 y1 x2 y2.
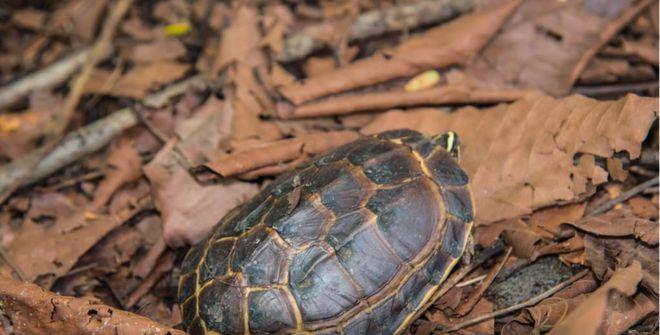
468 0 650 96
279 0 522 105
202 130 360 178
362 93 658 224
278 83 533 119
547 261 656 335
561 208 658 294
0 276 186 335
501 275 599 335
424 298 495 335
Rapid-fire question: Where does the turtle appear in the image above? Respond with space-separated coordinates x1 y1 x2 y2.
178 129 474 335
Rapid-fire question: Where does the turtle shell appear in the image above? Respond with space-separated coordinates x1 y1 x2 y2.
178 129 474 335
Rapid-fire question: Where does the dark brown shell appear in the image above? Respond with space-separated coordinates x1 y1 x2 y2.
178 129 474 335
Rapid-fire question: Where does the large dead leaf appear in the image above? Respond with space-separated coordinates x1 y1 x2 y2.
468 0 650 96
2 191 150 287
144 141 258 247
91 139 143 210
362 93 658 224
0 276 185 335
279 0 522 105
547 261 657 335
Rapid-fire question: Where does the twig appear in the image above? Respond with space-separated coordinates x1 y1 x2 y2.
0 109 138 192
0 48 90 110
572 81 659 98
142 74 208 108
276 0 473 62
456 247 512 316
410 241 506 326
437 269 591 334
587 176 659 216
456 274 487 288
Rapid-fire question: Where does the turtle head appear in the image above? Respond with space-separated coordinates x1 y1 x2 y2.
432 131 460 162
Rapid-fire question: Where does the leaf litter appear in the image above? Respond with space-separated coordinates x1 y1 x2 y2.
0 0 657 334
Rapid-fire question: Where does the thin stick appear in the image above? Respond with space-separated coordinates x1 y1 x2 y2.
456 247 512 316
456 274 487 288
437 269 591 333
587 176 659 216
0 48 91 110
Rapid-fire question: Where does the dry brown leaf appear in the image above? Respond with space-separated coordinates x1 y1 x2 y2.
48 0 109 42
468 0 649 96
548 261 656 335
621 37 659 65
425 298 495 335
628 195 659 220
0 276 185 335
203 130 360 178
362 93 658 224
502 275 599 335
278 84 532 119
0 91 63 160
144 141 258 247
174 96 232 164
564 208 658 246
561 208 658 294
92 140 143 210
11 9 47 31
528 203 586 238
123 38 187 64
279 0 522 105
2 191 150 287
84 61 190 99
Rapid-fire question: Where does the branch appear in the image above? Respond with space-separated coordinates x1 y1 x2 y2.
276 0 473 62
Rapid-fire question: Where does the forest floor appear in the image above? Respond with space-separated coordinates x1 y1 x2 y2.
0 0 658 334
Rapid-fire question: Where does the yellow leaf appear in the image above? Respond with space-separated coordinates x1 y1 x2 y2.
0 115 22 133
404 70 441 92
164 21 191 37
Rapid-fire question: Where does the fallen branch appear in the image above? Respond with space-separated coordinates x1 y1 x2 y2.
437 269 591 334
279 85 532 119
0 48 90 110
276 0 474 62
0 108 138 193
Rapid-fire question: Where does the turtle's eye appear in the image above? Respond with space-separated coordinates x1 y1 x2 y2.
433 131 460 162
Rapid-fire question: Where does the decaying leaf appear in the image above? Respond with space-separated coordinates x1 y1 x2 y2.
2 191 150 287
279 0 522 105
468 0 650 96
144 141 259 247
547 261 656 335
362 93 658 224
0 276 185 335
502 275 599 335
91 139 143 210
